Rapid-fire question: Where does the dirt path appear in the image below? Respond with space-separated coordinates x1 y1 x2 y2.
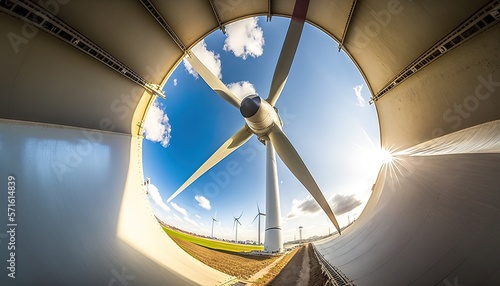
266 243 327 286
267 246 306 286
297 244 311 286
246 254 286 283
169 232 327 285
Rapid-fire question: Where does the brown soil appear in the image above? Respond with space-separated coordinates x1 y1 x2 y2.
263 243 328 286
266 246 306 285
307 244 328 286
170 236 328 285
170 236 279 280
252 247 301 286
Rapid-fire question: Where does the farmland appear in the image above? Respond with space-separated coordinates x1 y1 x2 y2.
163 226 327 285
162 226 264 252
163 226 278 280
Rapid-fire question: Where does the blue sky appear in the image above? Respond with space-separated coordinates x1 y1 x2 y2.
142 16 384 242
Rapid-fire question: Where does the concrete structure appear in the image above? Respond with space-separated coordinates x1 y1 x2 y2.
0 0 499 285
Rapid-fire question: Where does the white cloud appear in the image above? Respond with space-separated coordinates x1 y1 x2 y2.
170 202 188 216
353 84 366 107
195 214 202 219
195 195 212 210
286 194 362 218
183 39 222 79
224 17 265 59
143 100 171 147
331 194 362 215
287 196 320 219
147 184 170 212
173 78 178 86
227 81 257 100
184 216 199 227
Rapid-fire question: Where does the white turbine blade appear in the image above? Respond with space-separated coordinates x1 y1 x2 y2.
252 214 259 224
186 51 241 108
268 127 341 234
266 0 310 106
167 125 252 202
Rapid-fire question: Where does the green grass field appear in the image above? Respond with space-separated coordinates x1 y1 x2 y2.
163 226 264 253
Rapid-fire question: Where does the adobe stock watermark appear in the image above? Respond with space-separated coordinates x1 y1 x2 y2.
190 107 297 210
396 73 499 178
7 0 71 54
348 0 407 53
213 0 244 16
431 73 500 138
51 64 162 182
108 267 135 286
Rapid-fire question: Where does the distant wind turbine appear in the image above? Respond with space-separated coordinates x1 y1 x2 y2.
211 211 218 238
167 0 340 253
233 212 243 243
251 204 266 245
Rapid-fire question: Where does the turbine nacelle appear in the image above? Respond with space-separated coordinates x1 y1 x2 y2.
239 94 283 136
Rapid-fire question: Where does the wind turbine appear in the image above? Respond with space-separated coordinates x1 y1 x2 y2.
233 212 243 243
167 0 341 253
251 204 266 245
211 211 218 238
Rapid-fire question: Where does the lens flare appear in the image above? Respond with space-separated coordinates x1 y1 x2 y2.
378 149 393 164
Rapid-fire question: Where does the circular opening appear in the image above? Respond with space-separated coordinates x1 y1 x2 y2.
142 16 385 244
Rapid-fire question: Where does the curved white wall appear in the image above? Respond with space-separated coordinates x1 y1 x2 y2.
0 120 234 285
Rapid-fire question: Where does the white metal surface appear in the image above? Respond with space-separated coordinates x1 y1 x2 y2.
264 139 284 253
314 123 500 285
0 120 235 285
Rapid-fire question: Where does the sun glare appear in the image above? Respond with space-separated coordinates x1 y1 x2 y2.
378 149 394 164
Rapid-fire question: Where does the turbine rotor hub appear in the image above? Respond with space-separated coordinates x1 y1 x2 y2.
240 94 282 136
240 94 261 118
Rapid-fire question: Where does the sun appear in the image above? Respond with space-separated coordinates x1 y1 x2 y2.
378 148 394 164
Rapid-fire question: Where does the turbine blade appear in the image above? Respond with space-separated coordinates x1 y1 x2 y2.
268 127 341 234
252 214 259 224
186 51 241 108
266 0 310 106
167 125 252 202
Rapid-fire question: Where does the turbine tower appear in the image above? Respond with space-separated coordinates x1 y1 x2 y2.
211 211 218 238
299 226 303 243
166 0 341 253
251 204 266 245
233 212 243 243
